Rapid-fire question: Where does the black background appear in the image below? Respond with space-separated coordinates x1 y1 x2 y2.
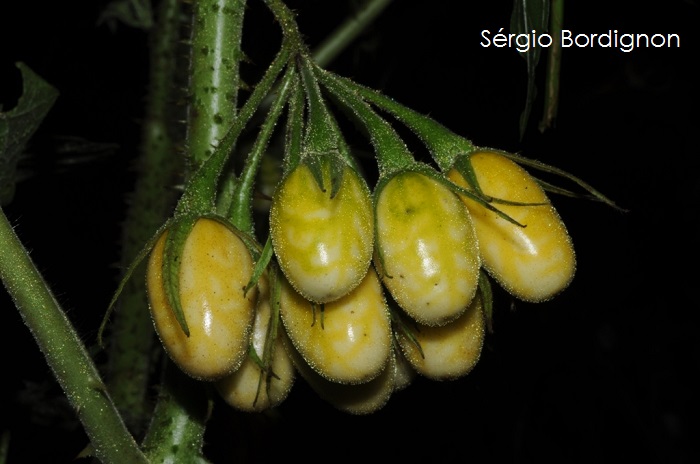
1 1 698 463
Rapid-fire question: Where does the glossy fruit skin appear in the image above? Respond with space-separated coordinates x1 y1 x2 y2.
280 267 391 385
374 170 480 326
447 151 576 302
282 329 395 415
398 293 485 380
146 218 256 381
216 272 295 412
270 161 373 303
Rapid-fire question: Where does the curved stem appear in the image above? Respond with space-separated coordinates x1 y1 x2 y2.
263 0 306 50
230 66 296 233
0 208 147 464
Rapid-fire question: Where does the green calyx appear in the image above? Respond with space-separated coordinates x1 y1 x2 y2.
494 149 625 211
310 61 416 177
452 148 625 215
322 71 477 172
289 56 362 198
251 262 284 407
160 216 198 337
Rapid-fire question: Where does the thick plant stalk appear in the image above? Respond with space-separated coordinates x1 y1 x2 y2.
141 361 211 464
0 208 148 464
106 0 183 436
187 0 246 171
138 0 249 455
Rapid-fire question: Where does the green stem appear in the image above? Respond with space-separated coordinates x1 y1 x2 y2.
230 66 296 233
0 430 8 464
328 72 474 171
263 0 307 51
107 0 182 436
0 209 147 464
257 0 392 112
141 361 211 464
282 73 304 174
539 0 563 132
187 0 247 171
311 0 394 68
175 44 293 216
311 62 414 175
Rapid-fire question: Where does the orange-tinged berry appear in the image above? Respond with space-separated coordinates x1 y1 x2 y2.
447 151 576 302
146 218 256 381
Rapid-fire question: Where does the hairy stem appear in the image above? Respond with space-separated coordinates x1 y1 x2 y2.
141 361 211 464
0 208 147 464
106 0 183 437
187 0 247 172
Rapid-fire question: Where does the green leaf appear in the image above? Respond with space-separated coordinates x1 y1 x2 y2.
510 0 549 139
0 63 59 206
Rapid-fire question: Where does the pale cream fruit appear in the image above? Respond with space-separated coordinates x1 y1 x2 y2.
374 170 480 326
270 161 373 303
216 273 295 412
280 267 391 385
398 293 485 380
283 331 395 415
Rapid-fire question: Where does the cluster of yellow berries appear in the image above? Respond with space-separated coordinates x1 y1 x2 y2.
146 149 576 414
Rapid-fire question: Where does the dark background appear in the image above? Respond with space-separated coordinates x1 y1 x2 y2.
1 1 698 463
